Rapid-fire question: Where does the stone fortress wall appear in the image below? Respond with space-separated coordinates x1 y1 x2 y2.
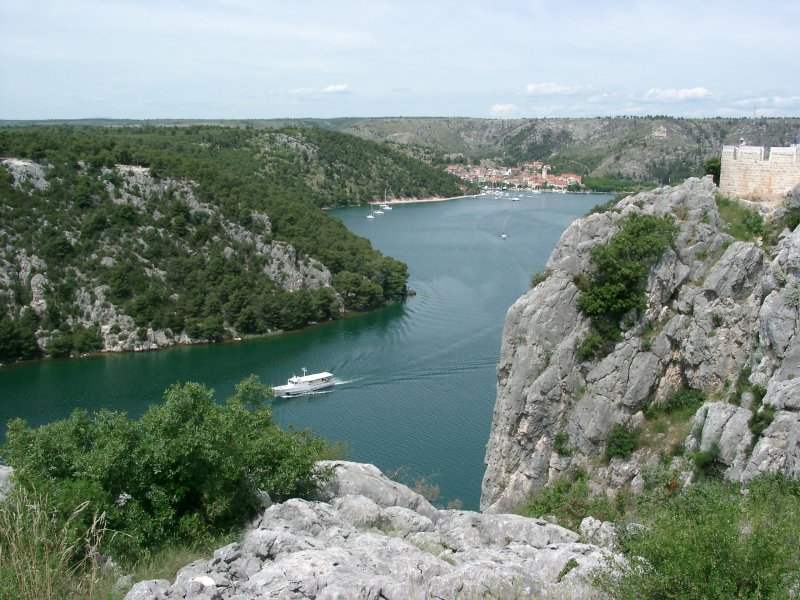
719 143 800 203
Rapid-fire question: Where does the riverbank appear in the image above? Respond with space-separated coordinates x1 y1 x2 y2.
373 194 478 206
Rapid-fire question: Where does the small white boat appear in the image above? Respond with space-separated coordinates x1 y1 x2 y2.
500 233 507 239
367 212 375 219
273 368 335 398
381 189 393 210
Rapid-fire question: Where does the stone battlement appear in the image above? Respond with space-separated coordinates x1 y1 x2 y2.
719 144 800 203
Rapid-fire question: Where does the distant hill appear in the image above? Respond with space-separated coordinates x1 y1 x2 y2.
319 116 800 185
0 125 465 362
6 117 797 186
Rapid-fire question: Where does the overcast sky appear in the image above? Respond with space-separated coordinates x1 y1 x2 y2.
1 0 798 120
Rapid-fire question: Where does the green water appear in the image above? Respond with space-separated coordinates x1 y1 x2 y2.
0 192 608 509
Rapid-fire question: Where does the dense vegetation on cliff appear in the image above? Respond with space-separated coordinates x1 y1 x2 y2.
0 125 464 361
575 212 679 360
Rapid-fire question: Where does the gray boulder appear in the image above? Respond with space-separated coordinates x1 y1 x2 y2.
0 465 13 501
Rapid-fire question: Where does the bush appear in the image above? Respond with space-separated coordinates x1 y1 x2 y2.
645 387 705 419
605 424 638 460
749 405 775 440
693 442 725 479
2 376 333 563
517 468 615 531
553 431 572 457
576 213 678 360
596 476 800 600
530 269 551 288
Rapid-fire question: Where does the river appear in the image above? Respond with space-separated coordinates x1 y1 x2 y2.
0 191 608 509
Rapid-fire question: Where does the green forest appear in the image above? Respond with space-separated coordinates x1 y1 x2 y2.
0 125 465 362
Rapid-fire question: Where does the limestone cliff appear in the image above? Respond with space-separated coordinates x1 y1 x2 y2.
481 177 800 513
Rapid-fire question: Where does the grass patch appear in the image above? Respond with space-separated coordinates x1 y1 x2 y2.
0 487 111 600
128 533 237 586
557 558 579 582
595 475 800 600
715 195 764 242
644 387 705 420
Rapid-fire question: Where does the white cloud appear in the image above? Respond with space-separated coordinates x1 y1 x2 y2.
322 84 349 94
524 82 586 96
771 95 800 107
643 87 712 101
489 103 521 118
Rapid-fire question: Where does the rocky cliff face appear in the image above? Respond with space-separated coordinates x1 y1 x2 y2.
481 177 800 513
125 461 621 600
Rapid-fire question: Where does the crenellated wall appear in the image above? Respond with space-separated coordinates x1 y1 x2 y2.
719 144 800 202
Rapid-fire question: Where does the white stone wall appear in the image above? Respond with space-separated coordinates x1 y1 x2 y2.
719 144 800 202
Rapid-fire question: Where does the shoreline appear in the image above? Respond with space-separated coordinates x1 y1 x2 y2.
370 194 478 206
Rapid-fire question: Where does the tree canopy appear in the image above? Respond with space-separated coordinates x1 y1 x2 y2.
1 376 334 561
0 124 450 360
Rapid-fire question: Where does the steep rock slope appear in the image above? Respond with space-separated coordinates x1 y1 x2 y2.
481 177 800 513
125 461 621 600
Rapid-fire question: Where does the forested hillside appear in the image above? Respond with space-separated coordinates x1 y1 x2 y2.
0 125 463 362
324 116 800 185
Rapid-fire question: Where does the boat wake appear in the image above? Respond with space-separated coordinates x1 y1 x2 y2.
333 377 360 386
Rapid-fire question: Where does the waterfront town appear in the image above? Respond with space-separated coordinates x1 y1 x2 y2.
445 161 583 190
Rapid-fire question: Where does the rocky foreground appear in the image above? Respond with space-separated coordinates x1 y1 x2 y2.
125 461 620 600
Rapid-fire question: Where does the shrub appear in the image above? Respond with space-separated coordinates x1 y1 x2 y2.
693 442 725 479
645 387 705 419
554 431 572 457
749 405 775 440
2 376 332 563
530 269 551 288
517 468 615 531
605 424 638 461
576 213 678 360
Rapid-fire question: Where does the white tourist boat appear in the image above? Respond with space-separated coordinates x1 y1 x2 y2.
273 368 335 398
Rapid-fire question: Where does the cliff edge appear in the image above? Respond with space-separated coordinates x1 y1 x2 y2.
481 177 800 513
125 461 621 600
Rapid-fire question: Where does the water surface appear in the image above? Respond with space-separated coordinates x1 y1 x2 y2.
0 191 608 509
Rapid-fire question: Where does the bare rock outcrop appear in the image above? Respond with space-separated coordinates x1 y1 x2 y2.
482 178 800 513
125 461 620 600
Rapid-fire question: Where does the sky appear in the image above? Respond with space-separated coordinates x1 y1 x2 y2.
1 0 798 120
